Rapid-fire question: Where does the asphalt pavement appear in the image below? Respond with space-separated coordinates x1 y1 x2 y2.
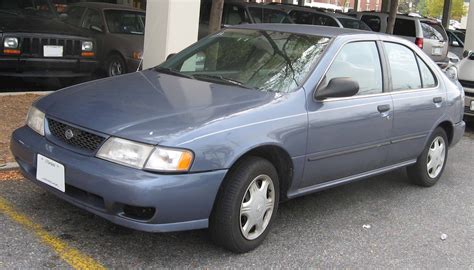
1 124 473 269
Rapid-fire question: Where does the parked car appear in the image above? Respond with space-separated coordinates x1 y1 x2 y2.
63 2 145 77
458 51 474 117
0 0 98 81
11 24 465 253
276 4 372 30
199 1 293 39
446 29 465 59
352 12 449 67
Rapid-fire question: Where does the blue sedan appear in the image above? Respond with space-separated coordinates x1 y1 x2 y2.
11 24 465 252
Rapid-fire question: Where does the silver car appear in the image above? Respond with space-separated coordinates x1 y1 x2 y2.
353 12 449 66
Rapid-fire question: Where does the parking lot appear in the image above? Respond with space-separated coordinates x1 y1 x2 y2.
0 124 472 269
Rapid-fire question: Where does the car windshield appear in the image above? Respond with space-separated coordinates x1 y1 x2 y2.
105 10 145 35
0 0 56 18
158 29 330 93
338 18 372 31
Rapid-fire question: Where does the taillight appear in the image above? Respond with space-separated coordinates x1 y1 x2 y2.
415 37 423 49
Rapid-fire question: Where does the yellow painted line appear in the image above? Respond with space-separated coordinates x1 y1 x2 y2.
0 196 106 270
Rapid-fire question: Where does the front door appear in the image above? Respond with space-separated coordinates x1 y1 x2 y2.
302 41 393 189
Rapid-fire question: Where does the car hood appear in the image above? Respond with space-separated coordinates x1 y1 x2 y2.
36 70 275 144
0 13 88 37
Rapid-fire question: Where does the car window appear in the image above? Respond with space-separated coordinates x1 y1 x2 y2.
289 10 314 25
416 56 437 88
384 43 421 91
105 10 145 34
323 41 383 96
338 18 372 30
249 7 291 23
64 6 85 26
393 19 416 37
161 29 330 93
224 4 250 25
421 23 444 41
313 14 339 27
82 9 103 31
361 15 381 32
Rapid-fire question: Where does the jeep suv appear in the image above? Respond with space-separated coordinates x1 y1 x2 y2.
0 0 98 80
458 51 474 117
352 12 449 66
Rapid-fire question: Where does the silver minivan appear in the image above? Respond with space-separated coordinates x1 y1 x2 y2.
352 12 449 66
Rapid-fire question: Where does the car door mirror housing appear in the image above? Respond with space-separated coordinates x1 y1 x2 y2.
315 77 359 100
166 53 176 61
90 25 103 33
452 40 460 47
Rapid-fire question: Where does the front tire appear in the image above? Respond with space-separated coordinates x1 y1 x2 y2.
106 54 126 77
209 156 279 253
407 127 448 187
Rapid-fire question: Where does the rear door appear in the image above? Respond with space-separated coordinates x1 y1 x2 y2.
383 42 445 164
420 21 448 63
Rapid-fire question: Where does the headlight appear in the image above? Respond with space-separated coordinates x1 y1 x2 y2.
81 41 93 51
445 65 458 81
145 147 194 172
26 106 45 136
96 137 194 172
96 137 154 169
4 37 18 49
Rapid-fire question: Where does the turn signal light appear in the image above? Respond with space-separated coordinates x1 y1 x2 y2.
3 49 21 55
81 52 95 57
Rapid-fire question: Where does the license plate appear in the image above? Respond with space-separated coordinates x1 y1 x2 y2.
43 45 63 57
432 47 442 56
471 101 474 111
36 154 65 192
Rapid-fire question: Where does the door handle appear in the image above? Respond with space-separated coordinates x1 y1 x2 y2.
433 97 443 103
377 104 391 113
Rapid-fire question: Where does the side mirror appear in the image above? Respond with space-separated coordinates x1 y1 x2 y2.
315 77 359 100
166 53 176 61
452 40 460 47
90 25 103 33
463 50 473 59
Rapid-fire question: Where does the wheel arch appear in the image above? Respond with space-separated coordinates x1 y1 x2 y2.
437 120 454 146
103 50 127 73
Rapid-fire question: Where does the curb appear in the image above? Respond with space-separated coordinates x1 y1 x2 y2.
0 162 19 171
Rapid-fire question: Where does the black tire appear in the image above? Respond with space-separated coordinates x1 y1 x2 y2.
105 54 126 77
407 127 448 187
209 156 280 253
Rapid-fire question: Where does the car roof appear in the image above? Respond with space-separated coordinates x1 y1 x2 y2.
223 1 290 11
230 23 375 37
69 2 144 12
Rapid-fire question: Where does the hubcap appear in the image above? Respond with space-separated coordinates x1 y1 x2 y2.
426 136 446 179
109 60 123 76
239 174 275 240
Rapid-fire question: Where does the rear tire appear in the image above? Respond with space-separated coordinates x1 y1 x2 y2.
209 156 279 253
407 127 448 187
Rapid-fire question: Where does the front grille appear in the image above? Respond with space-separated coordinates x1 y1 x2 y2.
48 119 105 152
466 106 473 113
459 80 474 89
19 36 82 57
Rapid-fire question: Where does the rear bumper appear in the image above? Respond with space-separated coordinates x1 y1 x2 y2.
10 126 227 232
451 121 465 147
0 57 98 78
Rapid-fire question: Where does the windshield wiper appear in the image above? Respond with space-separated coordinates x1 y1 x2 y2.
193 74 252 89
153 67 194 79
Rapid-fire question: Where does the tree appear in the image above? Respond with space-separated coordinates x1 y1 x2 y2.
208 0 225 35
418 0 466 20
386 0 400 34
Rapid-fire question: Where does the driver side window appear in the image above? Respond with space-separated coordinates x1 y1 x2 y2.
322 41 383 96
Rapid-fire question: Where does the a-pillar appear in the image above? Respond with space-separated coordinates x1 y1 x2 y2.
142 0 201 69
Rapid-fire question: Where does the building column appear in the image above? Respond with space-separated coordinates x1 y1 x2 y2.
142 0 201 69
465 3 474 52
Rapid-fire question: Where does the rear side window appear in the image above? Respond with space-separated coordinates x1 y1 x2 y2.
361 15 381 32
416 56 437 88
249 7 291 23
384 43 421 91
289 10 313 25
224 5 250 25
323 41 383 96
313 14 339 27
393 19 416 37
421 22 447 41
338 18 372 30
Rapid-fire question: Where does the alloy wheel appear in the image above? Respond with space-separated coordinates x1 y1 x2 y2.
426 136 446 178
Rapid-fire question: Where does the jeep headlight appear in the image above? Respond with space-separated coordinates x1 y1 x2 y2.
445 65 458 81
96 137 194 172
26 106 45 136
81 41 93 51
4 37 18 49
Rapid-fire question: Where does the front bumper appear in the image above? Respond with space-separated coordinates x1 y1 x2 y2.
464 91 474 117
0 57 98 78
10 126 227 232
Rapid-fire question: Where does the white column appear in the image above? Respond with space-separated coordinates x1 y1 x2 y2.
142 0 201 69
465 3 474 52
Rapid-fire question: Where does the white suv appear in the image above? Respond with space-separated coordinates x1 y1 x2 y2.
458 51 474 117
